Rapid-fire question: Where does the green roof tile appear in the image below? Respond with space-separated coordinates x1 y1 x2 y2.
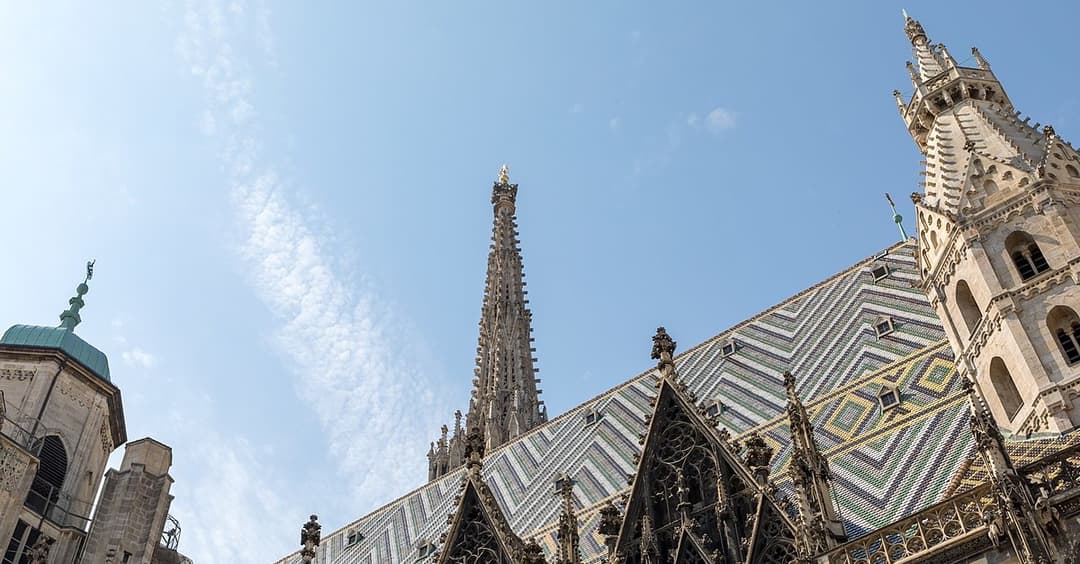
0 324 110 382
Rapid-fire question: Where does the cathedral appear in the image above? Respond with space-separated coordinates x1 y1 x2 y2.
0 266 190 563
290 13 1080 564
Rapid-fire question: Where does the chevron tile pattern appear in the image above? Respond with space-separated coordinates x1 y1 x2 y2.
273 241 980 564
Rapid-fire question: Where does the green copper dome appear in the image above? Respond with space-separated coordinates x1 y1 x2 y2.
0 324 111 382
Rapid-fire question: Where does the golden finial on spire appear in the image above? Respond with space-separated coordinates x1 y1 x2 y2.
498 164 510 185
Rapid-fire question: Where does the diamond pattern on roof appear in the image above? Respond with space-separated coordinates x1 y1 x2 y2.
273 241 968 564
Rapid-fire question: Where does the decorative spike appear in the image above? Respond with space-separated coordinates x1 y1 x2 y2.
971 46 990 70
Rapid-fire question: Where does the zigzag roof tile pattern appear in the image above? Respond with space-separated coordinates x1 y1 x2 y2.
274 240 968 564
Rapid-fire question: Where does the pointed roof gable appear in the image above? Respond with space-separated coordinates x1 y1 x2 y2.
436 476 520 564
613 328 797 563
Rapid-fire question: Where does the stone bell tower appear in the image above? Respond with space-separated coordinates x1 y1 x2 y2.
899 13 1080 435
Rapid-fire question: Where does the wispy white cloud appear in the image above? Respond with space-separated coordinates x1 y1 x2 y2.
172 0 449 560
121 347 156 368
705 106 737 132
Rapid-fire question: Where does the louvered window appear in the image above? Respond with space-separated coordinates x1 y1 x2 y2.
24 436 66 516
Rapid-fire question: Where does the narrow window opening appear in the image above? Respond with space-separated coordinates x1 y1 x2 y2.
1006 232 1051 281
870 264 890 282
955 280 983 334
989 357 1023 420
1048 306 1080 366
583 408 601 425
25 435 67 517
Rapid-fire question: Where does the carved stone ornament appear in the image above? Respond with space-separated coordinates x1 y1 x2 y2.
612 365 797 564
299 514 321 563
0 445 28 493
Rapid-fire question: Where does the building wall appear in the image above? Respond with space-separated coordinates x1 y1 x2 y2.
82 438 175 564
0 349 124 563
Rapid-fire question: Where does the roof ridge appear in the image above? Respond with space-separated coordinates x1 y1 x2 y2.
311 238 921 541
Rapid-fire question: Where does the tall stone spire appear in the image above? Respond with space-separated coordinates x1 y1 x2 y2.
465 165 546 452
554 475 581 564
782 371 846 556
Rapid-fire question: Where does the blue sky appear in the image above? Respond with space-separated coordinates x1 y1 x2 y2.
3 2 1079 562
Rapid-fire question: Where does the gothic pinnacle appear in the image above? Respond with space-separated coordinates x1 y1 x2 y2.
651 327 677 379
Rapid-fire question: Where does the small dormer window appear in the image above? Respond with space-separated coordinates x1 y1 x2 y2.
720 339 737 357
347 530 365 547
874 317 895 338
583 408 601 425
871 263 890 282
417 540 436 557
704 400 724 418
877 385 901 411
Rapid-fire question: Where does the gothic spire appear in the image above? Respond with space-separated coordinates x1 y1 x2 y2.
782 371 847 556
554 476 581 564
467 164 546 452
903 11 944 82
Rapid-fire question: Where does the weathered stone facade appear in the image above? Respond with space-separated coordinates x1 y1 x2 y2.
82 439 175 564
0 273 188 563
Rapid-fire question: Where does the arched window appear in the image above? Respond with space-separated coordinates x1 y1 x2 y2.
1005 231 1050 281
955 280 982 333
25 435 67 515
1067 164 1080 178
989 357 1023 420
983 179 998 196
1048 306 1080 365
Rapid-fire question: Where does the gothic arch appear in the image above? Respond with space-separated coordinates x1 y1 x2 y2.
1005 231 1050 281
1047 305 1080 365
25 434 67 515
989 357 1023 420
954 280 982 335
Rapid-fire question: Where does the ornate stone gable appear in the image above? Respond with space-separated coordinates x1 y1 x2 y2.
436 430 545 564
611 329 797 564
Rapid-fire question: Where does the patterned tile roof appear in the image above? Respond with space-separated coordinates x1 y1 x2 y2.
274 241 969 564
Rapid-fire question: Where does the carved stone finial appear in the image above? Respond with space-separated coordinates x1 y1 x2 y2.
598 502 622 543
651 327 677 380
464 426 485 471
651 326 676 360
782 371 797 395
910 192 923 205
903 14 927 44
521 538 546 564
300 514 321 563
743 433 773 485
971 46 991 71
1044 124 1056 139
498 164 510 185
